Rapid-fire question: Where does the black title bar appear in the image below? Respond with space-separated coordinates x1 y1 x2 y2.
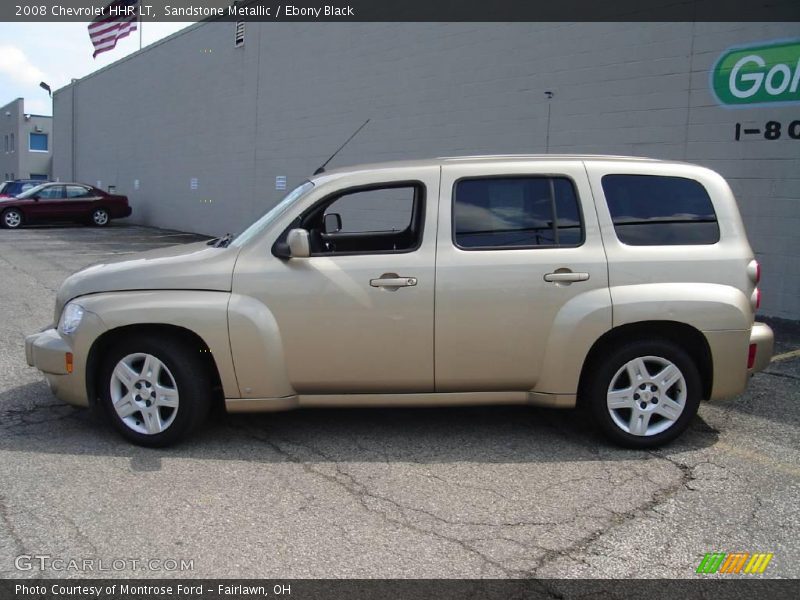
3 0 800 22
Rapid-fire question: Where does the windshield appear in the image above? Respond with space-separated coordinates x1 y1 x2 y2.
0 182 8 194
15 183 48 199
230 180 315 248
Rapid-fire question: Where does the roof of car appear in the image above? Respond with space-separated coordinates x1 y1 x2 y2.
317 154 672 177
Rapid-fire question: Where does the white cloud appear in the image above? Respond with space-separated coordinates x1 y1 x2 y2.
0 44 48 86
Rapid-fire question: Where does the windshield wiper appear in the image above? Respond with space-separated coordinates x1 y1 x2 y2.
209 233 235 248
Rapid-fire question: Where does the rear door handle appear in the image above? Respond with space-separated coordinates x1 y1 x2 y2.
544 271 590 283
370 274 418 289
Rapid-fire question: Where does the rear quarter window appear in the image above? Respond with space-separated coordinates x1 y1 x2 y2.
601 174 720 246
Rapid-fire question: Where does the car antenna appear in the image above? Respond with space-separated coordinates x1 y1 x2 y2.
313 119 370 175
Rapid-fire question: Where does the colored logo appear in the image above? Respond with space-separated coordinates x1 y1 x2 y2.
696 552 774 574
712 40 800 106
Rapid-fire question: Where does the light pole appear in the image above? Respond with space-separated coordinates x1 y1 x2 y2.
544 91 554 153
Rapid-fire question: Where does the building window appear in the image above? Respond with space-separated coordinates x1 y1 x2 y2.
29 133 48 152
235 21 245 47
453 176 584 249
29 173 48 180
3 135 7 152
9 133 14 152
601 174 720 246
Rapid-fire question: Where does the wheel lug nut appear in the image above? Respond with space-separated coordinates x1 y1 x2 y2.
652 398 659 404
651 385 657 392
640 402 647 409
633 393 640 400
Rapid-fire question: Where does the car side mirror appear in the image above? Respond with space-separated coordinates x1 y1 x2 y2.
286 228 311 258
324 212 342 234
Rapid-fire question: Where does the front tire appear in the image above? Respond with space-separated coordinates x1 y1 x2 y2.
99 335 212 447
2 208 23 229
585 340 701 448
91 208 110 227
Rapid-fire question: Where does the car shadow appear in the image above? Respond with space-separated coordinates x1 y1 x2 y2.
0 381 719 467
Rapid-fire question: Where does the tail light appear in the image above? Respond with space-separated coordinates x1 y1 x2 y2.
748 344 757 369
747 259 761 284
751 288 761 310
747 260 761 312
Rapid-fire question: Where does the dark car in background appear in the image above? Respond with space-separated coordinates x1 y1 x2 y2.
0 182 132 229
0 179 48 198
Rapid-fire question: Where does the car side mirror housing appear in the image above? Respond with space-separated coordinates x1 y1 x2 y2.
286 228 311 258
324 212 342 234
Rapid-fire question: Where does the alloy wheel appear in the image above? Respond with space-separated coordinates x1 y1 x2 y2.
4 211 21 228
606 355 687 437
93 209 109 225
110 353 179 435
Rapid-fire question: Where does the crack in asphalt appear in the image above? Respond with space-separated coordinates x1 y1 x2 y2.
762 370 800 382
0 492 27 555
230 421 696 579
0 401 79 432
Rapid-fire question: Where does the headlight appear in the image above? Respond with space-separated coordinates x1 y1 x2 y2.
58 302 85 335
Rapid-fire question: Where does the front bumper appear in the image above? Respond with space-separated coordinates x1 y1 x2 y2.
748 321 774 374
25 312 107 407
25 328 89 407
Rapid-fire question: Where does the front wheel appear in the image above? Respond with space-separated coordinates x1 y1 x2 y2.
2 208 23 229
91 208 110 226
585 340 701 448
99 335 212 446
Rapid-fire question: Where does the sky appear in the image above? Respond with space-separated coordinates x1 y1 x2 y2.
0 22 191 116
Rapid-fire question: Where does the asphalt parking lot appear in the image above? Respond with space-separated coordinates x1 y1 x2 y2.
0 223 798 580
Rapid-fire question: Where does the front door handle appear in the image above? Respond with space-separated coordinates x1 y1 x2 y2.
544 270 590 283
370 273 418 289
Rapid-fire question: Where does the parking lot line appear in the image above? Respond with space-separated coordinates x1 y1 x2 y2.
714 441 800 478
771 348 800 362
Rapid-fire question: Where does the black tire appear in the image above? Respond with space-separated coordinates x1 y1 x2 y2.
585 339 701 449
90 207 110 227
98 334 212 447
2 208 23 229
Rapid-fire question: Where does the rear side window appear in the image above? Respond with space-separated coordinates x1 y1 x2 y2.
454 177 583 249
601 175 719 246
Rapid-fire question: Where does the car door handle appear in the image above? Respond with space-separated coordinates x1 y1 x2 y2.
544 271 590 283
370 274 417 288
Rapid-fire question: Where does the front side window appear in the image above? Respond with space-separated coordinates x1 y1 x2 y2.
601 175 719 246
303 184 424 255
29 133 48 152
36 185 65 199
453 176 583 249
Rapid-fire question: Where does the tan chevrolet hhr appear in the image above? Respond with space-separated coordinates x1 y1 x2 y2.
26 156 774 448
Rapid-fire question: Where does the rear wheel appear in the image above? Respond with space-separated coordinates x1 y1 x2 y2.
2 208 23 229
99 334 211 446
91 207 110 226
585 340 701 448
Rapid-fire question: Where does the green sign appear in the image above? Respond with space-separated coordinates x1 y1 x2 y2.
712 40 800 107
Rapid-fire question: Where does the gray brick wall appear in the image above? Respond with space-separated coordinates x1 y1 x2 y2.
53 22 800 319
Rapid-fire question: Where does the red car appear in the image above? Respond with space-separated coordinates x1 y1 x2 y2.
0 182 132 229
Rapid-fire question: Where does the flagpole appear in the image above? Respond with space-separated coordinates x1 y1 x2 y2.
138 8 142 51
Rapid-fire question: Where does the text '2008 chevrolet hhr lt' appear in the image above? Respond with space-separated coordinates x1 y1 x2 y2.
26 156 774 448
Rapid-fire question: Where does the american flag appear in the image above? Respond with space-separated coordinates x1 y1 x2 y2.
88 0 139 58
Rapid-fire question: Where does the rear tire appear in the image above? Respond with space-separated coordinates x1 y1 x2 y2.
98 334 211 447
91 208 110 227
585 339 701 448
2 208 23 229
